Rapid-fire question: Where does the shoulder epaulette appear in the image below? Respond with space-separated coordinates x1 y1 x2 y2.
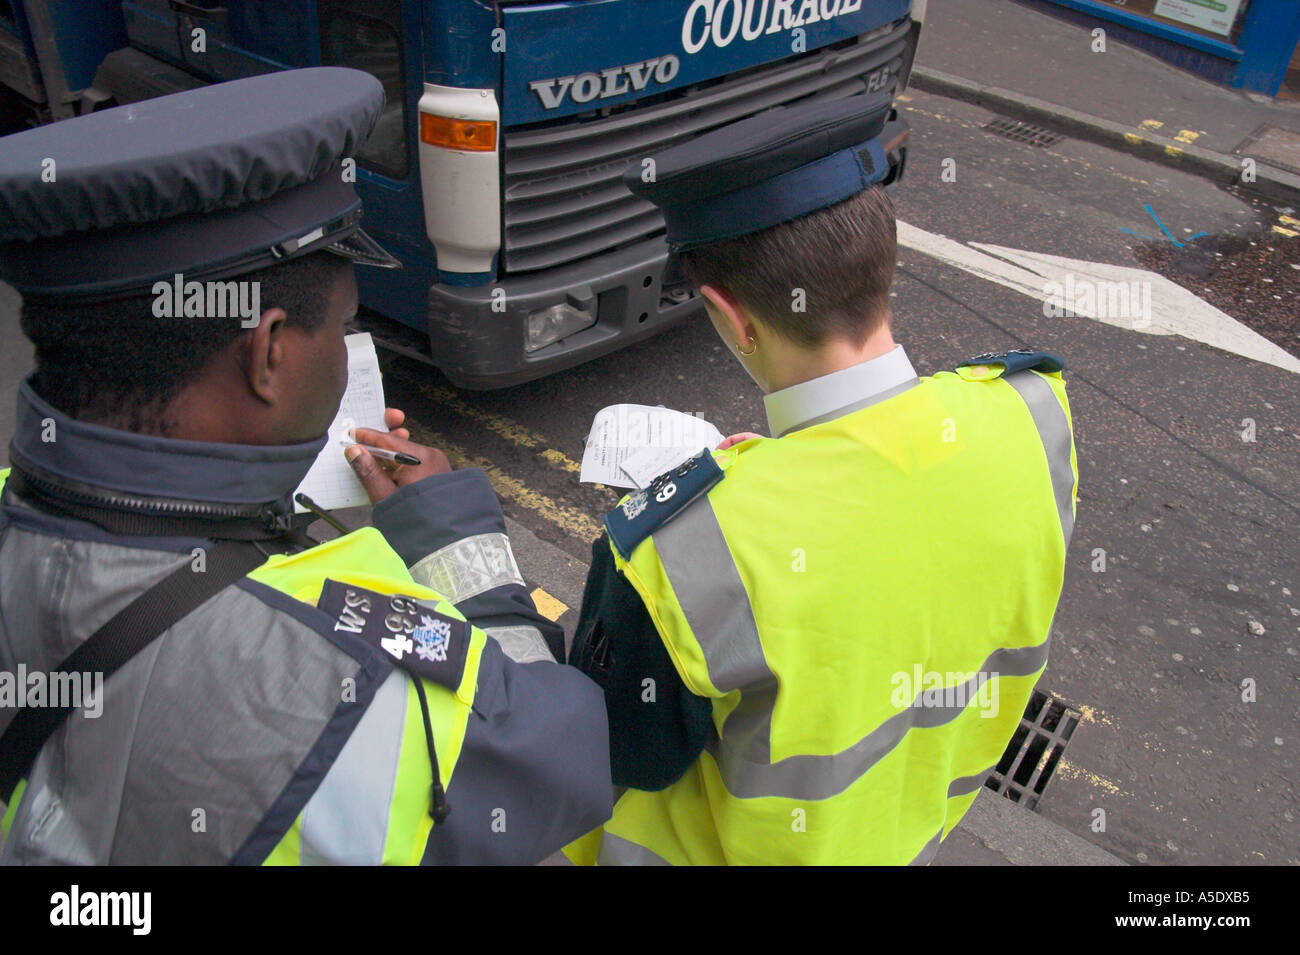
605 449 724 560
317 579 469 690
955 348 1064 380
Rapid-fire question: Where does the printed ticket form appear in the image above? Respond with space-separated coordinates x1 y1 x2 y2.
580 403 724 490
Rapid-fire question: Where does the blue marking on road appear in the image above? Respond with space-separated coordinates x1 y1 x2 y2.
1123 205 1205 248
1146 205 1184 247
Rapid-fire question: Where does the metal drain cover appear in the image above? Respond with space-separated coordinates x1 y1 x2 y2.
985 689 1080 810
983 117 1064 148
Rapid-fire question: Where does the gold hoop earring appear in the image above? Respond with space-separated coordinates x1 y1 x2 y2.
738 338 757 357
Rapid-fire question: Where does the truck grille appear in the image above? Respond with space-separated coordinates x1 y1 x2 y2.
500 18 911 274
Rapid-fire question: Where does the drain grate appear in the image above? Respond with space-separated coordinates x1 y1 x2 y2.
983 117 1065 148
985 689 1080 810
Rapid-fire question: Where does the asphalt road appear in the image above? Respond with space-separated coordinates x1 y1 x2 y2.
369 88 1299 864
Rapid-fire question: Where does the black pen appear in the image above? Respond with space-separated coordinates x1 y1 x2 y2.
344 442 421 466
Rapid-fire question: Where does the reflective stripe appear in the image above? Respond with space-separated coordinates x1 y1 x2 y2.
704 640 1049 801
598 832 672 866
653 500 775 762
657 496 1050 802
298 669 407 865
483 625 555 664
947 767 994 798
910 826 944 866
1003 371 1076 546
408 532 525 604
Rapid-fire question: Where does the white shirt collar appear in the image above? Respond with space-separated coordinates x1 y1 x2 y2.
763 344 920 437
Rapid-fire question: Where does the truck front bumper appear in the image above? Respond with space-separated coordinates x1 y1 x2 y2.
427 237 702 390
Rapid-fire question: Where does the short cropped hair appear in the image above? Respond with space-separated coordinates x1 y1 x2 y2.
678 184 897 347
20 250 351 434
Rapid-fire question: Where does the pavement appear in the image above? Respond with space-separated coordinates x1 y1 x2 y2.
912 0 1300 204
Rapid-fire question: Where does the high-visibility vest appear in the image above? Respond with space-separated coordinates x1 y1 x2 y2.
244 527 487 865
0 467 486 865
596 366 1077 865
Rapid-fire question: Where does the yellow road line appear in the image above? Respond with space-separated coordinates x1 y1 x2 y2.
1279 215 1300 227
1139 119 1164 131
899 105 970 127
1174 128 1200 144
531 587 570 622
407 422 603 542
423 384 583 474
1047 152 1150 186
1271 225 1299 237
541 448 581 472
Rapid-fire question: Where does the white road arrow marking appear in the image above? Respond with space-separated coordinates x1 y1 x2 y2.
897 220 1300 375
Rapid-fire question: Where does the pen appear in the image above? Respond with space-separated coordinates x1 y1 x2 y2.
345 443 422 467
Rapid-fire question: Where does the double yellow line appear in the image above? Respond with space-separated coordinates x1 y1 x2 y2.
402 387 606 544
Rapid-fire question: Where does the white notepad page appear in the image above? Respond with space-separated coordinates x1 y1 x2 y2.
294 333 388 512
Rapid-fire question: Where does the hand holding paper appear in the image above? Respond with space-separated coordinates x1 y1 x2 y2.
580 404 726 489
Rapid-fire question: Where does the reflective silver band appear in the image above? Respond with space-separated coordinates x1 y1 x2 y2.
483 625 555 664
703 640 1048 801
656 496 1050 802
299 669 407 865
598 832 672 866
653 499 775 762
910 826 944 865
408 532 525 604
948 767 994 799
1003 371 1076 546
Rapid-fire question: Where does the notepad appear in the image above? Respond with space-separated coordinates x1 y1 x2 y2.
294 333 388 512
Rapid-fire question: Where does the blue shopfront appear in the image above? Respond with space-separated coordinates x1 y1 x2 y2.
1024 0 1300 98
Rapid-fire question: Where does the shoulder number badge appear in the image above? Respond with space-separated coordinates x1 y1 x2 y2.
605 449 724 559
317 579 470 690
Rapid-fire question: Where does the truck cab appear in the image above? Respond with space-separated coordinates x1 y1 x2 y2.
0 0 923 387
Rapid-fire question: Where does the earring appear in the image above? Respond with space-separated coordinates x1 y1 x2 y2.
738 338 757 356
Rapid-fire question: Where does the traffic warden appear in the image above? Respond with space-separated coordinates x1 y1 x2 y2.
0 68 611 864
568 93 1079 865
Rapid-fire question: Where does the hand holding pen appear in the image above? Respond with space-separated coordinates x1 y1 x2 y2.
344 407 453 504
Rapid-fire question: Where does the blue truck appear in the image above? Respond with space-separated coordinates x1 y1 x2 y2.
0 0 922 387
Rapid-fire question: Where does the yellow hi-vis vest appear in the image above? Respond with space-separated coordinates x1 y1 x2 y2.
0 464 485 865
244 529 487 865
595 366 1077 865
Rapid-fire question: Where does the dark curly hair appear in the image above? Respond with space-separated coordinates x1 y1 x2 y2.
20 251 351 434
